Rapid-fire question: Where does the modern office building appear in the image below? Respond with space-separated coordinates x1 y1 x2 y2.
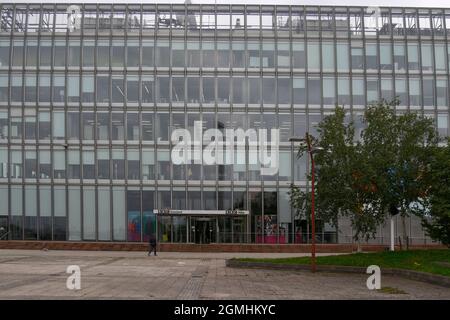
0 3 448 245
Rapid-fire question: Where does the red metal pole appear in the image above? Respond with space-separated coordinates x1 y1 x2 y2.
306 133 316 273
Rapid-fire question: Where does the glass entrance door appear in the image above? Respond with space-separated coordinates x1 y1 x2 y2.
190 217 216 244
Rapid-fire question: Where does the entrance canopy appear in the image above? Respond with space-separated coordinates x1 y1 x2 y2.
153 209 249 216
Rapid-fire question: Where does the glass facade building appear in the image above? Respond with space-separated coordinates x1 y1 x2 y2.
0 3 448 244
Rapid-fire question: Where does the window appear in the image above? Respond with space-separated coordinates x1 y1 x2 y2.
112 40 125 68
82 40 95 67
52 75 65 103
187 77 200 103
202 77 215 104
292 42 305 69
232 41 245 68
142 149 155 180
68 40 80 67
97 187 110 241
0 74 7 102
381 78 393 101
39 40 52 67
322 42 335 72
68 150 80 179
262 77 275 105
409 78 421 106
380 43 392 70
423 77 434 107
67 112 80 140
434 44 446 72
187 41 200 67
142 75 154 103
68 186 81 240
0 147 7 178
217 42 230 68
217 77 230 104
262 42 275 68
97 40 110 68
127 113 139 141
338 77 350 106
53 150 65 179
38 74 50 102
11 74 23 102
293 77 306 105
279 151 291 181
11 115 22 140
407 43 419 71
365 43 378 70
308 78 321 105
336 42 349 72
157 113 169 142
97 112 109 141
156 76 169 103
83 187 96 240
142 113 153 141
82 112 95 140
25 74 36 102
202 42 215 68
323 78 336 106
437 79 448 107
83 151 95 179
394 43 406 71
278 78 291 105
127 150 140 180
351 43 364 70
97 149 110 180
395 78 407 106
112 75 124 103
82 74 94 103
25 151 37 179
142 40 154 67
0 40 10 68
0 112 7 140
53 112 65 140
26 40 38 67
232 77 246 104
126 40 140 68
12 39 24 67
307 42 320 71
172 76 185 103
248 77 261 105
352 78 365 106
156 41 169 67
277 42 290 68
172 41 185 67
39 150 51 179
112 113 124 140
38 112 50 140
67 75 79 103
248 42 260 69
157 150 170 180
112 149 125 179
366 78 379 103
53 40 66 67
421 44 433 72
96 74 110 103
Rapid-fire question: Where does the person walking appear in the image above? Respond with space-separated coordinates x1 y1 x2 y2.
148 234 157 256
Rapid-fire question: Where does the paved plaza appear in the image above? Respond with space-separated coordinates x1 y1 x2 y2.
0 249 448 300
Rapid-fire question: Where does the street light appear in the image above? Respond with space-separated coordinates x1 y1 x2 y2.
289 133 323 273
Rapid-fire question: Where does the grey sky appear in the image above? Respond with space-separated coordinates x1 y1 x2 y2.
3 0 450 8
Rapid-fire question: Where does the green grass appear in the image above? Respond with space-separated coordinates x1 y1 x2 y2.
235 249 450 277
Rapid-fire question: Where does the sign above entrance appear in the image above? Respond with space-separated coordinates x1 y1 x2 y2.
153 209 249 216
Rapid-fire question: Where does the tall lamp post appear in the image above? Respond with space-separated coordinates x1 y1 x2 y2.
290 133 323 273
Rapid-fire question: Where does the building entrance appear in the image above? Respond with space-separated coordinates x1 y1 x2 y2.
191 217 216 244
154 209 249 244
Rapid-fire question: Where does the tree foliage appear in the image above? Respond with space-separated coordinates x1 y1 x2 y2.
290 99 439 242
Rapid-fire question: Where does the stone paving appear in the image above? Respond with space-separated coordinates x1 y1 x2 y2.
0 249 449 300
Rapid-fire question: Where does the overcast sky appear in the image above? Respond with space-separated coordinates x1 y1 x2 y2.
1 0 449 8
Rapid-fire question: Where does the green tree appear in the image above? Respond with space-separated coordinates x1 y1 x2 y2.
290 99 439 246
413 140 450 247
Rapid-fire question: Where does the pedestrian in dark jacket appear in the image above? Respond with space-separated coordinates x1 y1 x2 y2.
148 234 157 256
